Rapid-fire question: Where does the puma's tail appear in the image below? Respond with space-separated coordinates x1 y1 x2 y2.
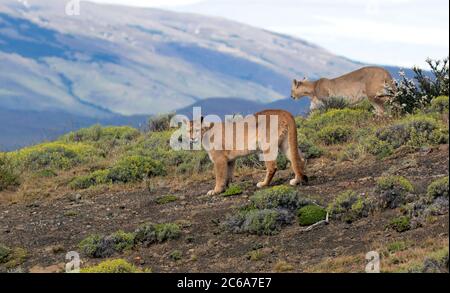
287 114 308 184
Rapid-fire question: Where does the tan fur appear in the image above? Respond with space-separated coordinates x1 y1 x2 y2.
189 110 308 196
291 66 396 115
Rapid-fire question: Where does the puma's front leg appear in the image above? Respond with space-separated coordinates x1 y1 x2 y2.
207 156 228 196
257 160 277 188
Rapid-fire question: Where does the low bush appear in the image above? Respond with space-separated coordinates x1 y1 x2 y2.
427 177 449 200
388 216 411 233
317 97 350 112
61 125 140 144
148 113 175 132
81 259 143 273
428 96 449 114
376 115 448 149
297 205 327 226
69 170 110 190
0 154 20 191
249 186 301 211
79 231 135 258
224 209 294 235
134 223 181 246
10 142 98 170
317 125 352 145
305 109 373 130
327 191 373 223
108 155 166 183
297 133 324 159
376 176 414 209
0 244 27 269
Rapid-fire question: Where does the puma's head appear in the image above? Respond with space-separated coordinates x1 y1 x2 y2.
187 117 214 144
291 78 313 100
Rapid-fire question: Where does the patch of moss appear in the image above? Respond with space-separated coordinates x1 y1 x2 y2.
427 177 449 200
134 223 181 246
155 195 178 204
376 176 414 209
81 259 143 273
222 185 243 197
388 216 411 233
297 205 327 226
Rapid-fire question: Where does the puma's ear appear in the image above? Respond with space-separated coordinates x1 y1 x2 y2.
201 116 204 123
302 76 308 81
293 79 298 86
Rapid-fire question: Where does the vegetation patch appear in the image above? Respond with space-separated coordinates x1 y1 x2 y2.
169 250 183 261
224 209 294 236
376 176 414 209
297 133 324 159
155 195 178 205
428 96 449 114
388 216 411 233
134 223 181 247
249 186 305 211
0 154 20 191
222 185 243 197
81 259 144 273
297 205 327 226
9 142 98 171
0 244 27 269
79 230 135 258
108 155 166 183
273 261 294 272
427 176 449 200
69 170 110 190
61 125 140 145
317 125 353 145
327 191 373 223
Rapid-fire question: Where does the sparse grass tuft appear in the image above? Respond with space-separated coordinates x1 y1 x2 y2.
388 216 411 233
81 259 144 273
155 195 178 205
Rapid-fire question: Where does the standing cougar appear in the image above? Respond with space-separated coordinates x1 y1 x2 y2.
291 66 396 115
187 110 308 196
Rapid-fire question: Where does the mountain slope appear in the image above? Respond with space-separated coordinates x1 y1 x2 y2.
0 0 362 117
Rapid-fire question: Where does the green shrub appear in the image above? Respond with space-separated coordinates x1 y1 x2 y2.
0 154 20 191
0 244 11 263
61 125 140 144
79 231 135 258
81 259 142 273
327 191 372 223
108 155 166 183
376 115 447 149
222 185 243 197
224 209 294 235
297 133 323 159
362 136 394 159
305 109 373 130
387 241 408 254
317 125 352 145
250 186 300 211
297 205 327 226
0 245 27 268
35 169 57 178
317 97 350 112
169 250 183 261
148 113 175 132
69 170 110 190
429 96 449 114
155 195 178 204
427 177 449 200
388 216 411 232
10 142 98 170
376 176 414 209
134 223 181 246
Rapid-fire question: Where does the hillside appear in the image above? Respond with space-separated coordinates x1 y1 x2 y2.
0 96 448 273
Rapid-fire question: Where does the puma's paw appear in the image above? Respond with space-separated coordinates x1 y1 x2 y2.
207 190 217 196
257 182 267 188
290 178 301 186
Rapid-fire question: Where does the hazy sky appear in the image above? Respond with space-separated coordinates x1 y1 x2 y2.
89 0 449 68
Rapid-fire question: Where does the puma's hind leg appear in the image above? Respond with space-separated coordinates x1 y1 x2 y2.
281 139 308 186
227 161 236 186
